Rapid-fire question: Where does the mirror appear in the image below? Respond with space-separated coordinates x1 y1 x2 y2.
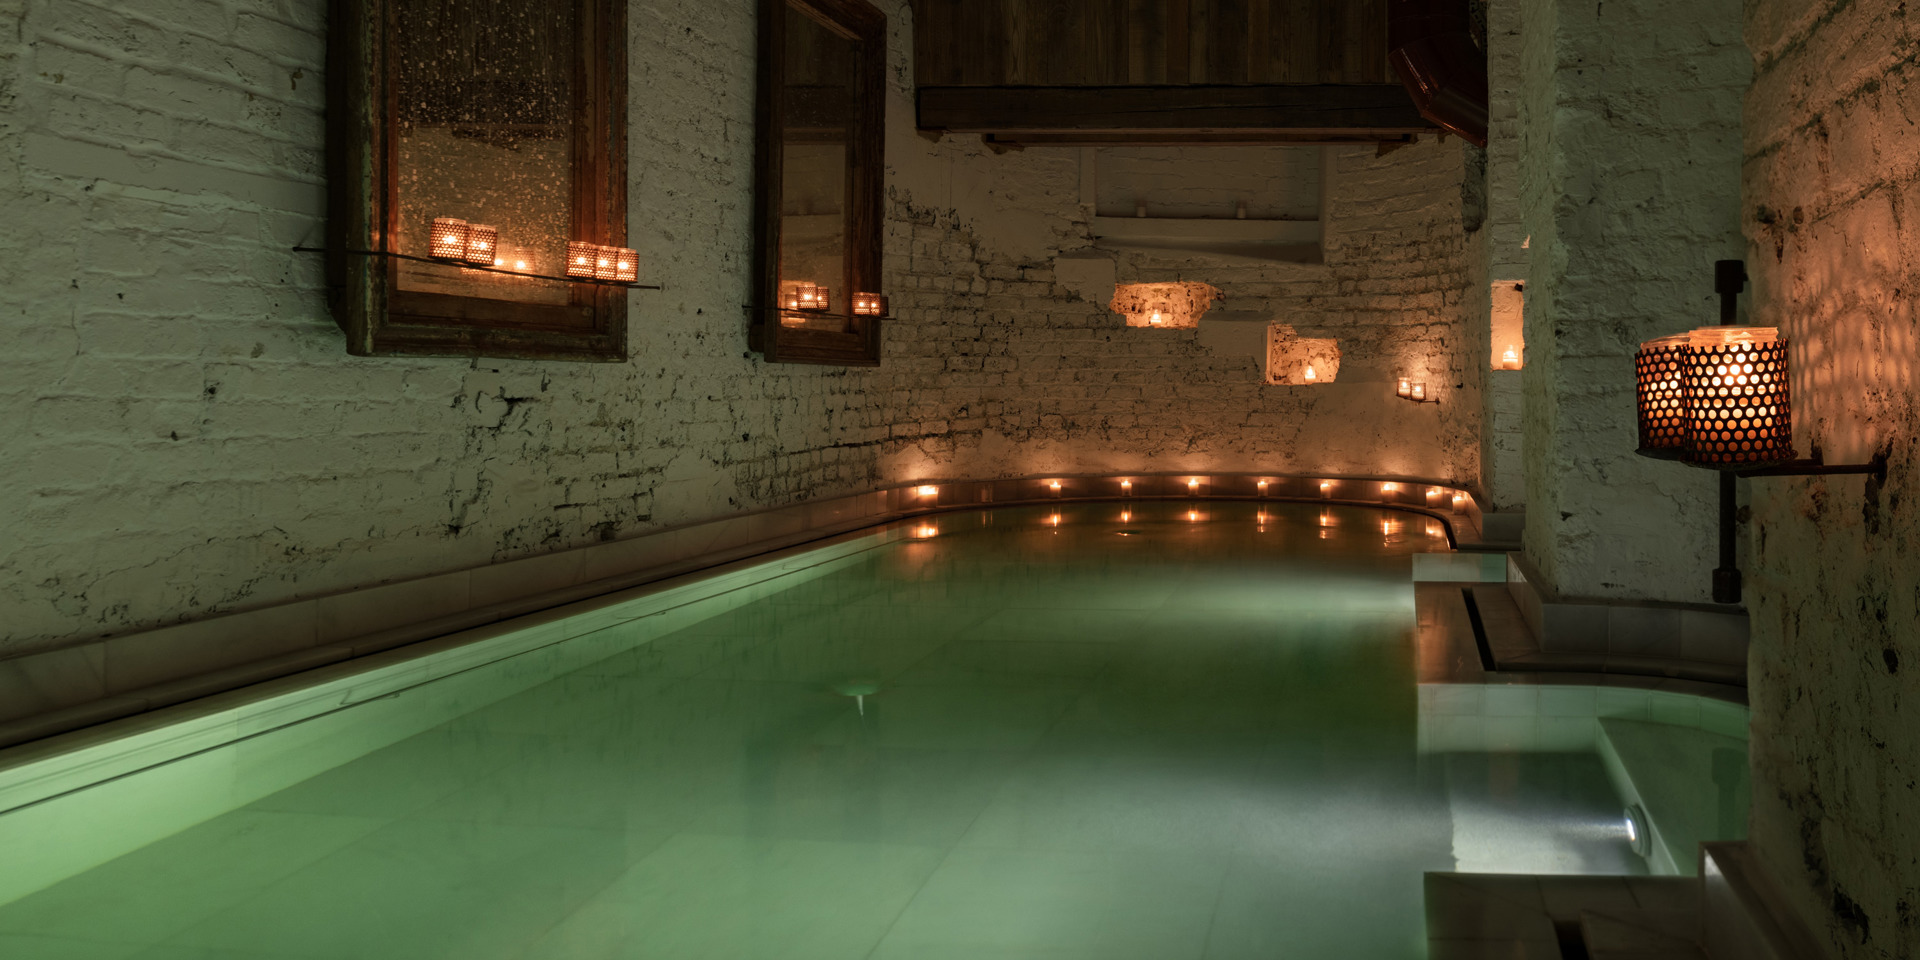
751 0 887 365
327 0 628 360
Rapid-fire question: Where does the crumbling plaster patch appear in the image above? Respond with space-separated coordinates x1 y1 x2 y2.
1743 1 1920 957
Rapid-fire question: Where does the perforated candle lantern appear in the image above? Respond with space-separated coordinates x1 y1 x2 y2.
853 292 887 316
812 287 831 312
431 218 470 260
613 248 638 283
1682 326 1793 468
593 245 619 281
1634 333 1691 459
566 242 598 279
462 225 498 266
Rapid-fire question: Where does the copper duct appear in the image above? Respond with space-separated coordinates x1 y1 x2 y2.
1387 0 1489 146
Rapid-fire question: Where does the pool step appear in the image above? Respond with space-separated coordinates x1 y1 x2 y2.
1425 872 1704 959
1467 587 1745 687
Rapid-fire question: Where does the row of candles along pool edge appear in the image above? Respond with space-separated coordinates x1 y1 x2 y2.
905 478 1470 511
431 217 639 282
906 496 1448 541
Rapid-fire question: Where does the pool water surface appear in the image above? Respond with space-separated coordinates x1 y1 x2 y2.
0 502 1666 959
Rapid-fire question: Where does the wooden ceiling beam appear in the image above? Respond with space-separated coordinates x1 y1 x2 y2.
917 83 1432 136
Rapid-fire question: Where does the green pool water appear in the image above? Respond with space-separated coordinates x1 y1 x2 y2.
0 502 1715 959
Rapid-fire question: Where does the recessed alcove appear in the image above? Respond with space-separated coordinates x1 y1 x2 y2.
1108 281 1220 328
1265 324 1340 385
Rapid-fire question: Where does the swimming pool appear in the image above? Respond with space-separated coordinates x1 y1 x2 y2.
0 501 1744 959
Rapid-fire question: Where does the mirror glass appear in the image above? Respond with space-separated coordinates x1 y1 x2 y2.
392 1 575 306
778 9 856 333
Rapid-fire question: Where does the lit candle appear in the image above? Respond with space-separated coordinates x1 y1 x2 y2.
1411 382 1428 402
1396 378 1412 399
1451 493 1467 513
566 241 597 279
1188 478 1200 493
614 248 637 283
593 245 619 281
431 218 470 260
1320 481 1333 496
461 225 497 266
1150 311 1163 325
1303 364 1316 383
1257 479 1269 495
1501 345 1521 370
812 287 831 312
1427 487 1443 505
916 485 937 498
1382 483 1398 494
1049 481 1062 496
1120 479 1132 495
853 293 888 316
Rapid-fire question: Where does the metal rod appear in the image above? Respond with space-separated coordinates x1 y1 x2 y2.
1735 458 1887 479
1710 259 1746 604
290 246 663 290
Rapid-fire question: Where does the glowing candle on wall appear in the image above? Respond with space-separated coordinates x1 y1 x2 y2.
1382 483 1399 495
567 241 597 279
1451 493 1467 513
1257 479 1269 495
1150 311 1163 325
1396 378 1412 399
431 218 470 260
1502 345 1521 370
613 248 638 283
1049 481 1062 496
1411 382 1428 402
594 245 618 281
1304 364 1317 383
916 485 938 498
1120 479 1132 496
853 293 887 316
1188 478 1200 494
462 225 497 266
1427 487 1443 505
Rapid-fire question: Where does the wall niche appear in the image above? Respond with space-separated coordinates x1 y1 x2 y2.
1265 324 1340 385
1109 281 1221 328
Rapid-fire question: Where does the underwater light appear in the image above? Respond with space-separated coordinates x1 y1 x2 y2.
1624 804 1651 857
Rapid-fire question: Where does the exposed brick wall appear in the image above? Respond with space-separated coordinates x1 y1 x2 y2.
0 0 1485 657
1743 2 1920 957
1514 0 1749 602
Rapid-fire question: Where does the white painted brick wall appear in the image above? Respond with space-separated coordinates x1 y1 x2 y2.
1515 0 1749 602
2 0 1488 660
1743 2 1920 957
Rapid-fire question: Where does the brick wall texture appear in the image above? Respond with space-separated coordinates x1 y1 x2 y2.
1515 0 1750 603
0 0 1482 656
1742 2 1920 957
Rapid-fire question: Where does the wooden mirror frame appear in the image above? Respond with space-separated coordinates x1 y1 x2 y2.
326 0 629 361
749 0 888 366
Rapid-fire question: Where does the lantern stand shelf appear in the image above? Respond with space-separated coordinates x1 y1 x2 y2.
293 246 664 290
1636 260 1881 605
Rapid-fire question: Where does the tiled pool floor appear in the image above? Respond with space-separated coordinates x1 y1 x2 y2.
0 503 1651 959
